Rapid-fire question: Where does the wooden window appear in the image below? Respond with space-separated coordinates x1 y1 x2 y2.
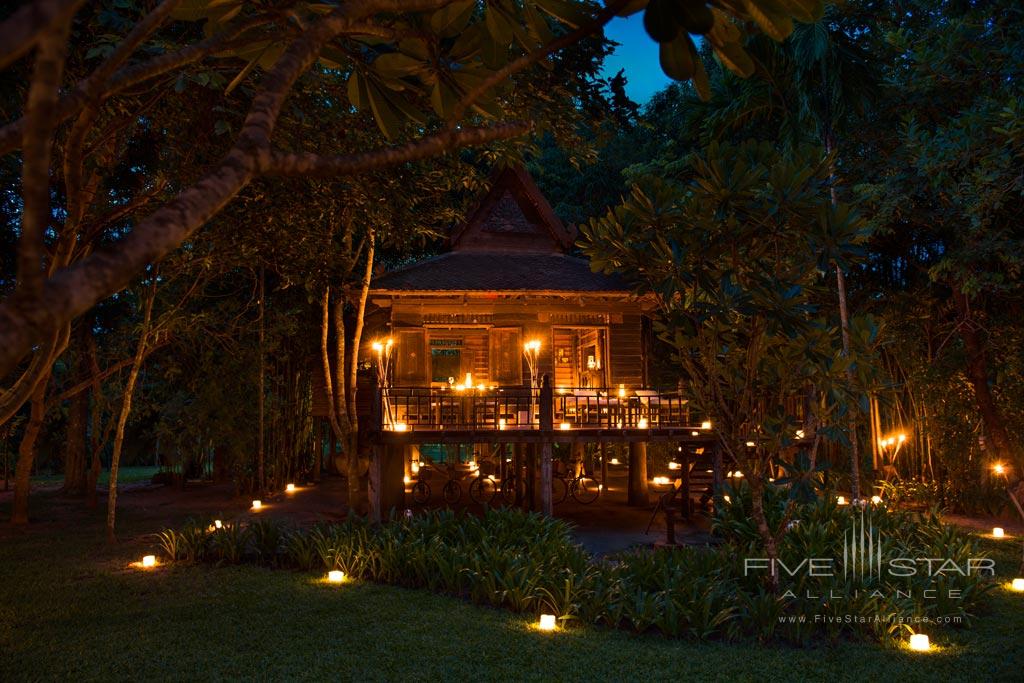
488 328 522 385
430 338 463 383
395 329 427 384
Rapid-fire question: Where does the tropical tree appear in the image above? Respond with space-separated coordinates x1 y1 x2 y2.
851 0 1024 504
581 140 878 585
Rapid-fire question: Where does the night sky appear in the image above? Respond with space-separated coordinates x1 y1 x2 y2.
601 14 672 104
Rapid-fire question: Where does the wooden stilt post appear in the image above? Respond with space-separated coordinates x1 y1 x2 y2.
540 375 554 516
680 450 691 519
712 442 724 506
328 428 337 475
600 441 608 493
526 444 537 511
369 444 383 523
369 443 405 523
513 443 523 507
627 441 648 506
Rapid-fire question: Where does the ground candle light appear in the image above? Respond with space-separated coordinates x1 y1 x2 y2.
252 499 262 510
141 555 156 568
993 527 1005 538
538 614 556 631
1011 578 1024 591
909 633 930 651
327 570 344 583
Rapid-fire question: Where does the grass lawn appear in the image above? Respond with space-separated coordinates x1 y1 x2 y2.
26 466 162 487
1 495 1022 682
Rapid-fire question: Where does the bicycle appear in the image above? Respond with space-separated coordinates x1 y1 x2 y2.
469 458 507 504
552 461 601 505
566 472 601 504
411 463 462 505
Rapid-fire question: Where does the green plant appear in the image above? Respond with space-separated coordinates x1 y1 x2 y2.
178 520 209 564
250 519 286 566
210 523 251 565
156 528 183 562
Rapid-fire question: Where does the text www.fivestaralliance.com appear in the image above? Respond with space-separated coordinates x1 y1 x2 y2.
778 615 964 624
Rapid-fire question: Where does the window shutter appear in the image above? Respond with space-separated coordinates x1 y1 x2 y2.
395 329 427 384
488 328 522 385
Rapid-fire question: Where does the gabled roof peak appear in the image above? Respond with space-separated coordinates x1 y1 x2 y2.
450 165 576 253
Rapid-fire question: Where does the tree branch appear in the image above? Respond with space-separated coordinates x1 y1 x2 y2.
47 336 169 407
261 121 531 176
0 0 539 376
0 14 266 157
18 17 71 301
0 0 83 71
448 0 629 123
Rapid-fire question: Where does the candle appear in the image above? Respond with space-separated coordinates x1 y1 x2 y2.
908 633 930 651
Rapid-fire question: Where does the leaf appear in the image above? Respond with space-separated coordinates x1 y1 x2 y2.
346 71 366 109
710 38 755 78
172 0 240 22
774 0 824 24
660 34 695 81
372 52 423 79
524 3 556 44
365 82 420 140
224 52 261 95
692 51 711 101
741 0 794 42
318 46 349 69
430 80 458 118
430 0 476 38
485 3 515 46
535 0 592 28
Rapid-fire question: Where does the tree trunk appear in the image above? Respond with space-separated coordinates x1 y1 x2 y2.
257 264 265 493
61 322 90 494
85 327 105 509
347 227 374 423
836 265 861 500
825 136 862 501
748 475 781 592
627 441 649 506
10 379 48 524
956 291 1018 473
106 287 154 542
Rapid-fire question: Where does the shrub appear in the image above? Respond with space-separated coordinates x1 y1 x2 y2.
156 501 995 646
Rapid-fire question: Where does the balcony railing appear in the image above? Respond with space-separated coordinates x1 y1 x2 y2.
376 383 710 434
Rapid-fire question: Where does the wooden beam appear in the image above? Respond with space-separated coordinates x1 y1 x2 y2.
539 374 553 516
627 441 648 506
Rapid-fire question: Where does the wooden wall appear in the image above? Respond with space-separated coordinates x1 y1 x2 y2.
382 301 644 389
608 314 644 388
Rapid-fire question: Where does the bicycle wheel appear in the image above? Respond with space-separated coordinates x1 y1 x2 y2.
412 481 431 505
442 479 461 505
500 475 520 505
470 476 499 504
552 477 568 505
571 476 600 504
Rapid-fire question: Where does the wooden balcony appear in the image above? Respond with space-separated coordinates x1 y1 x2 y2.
372 382 717 445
